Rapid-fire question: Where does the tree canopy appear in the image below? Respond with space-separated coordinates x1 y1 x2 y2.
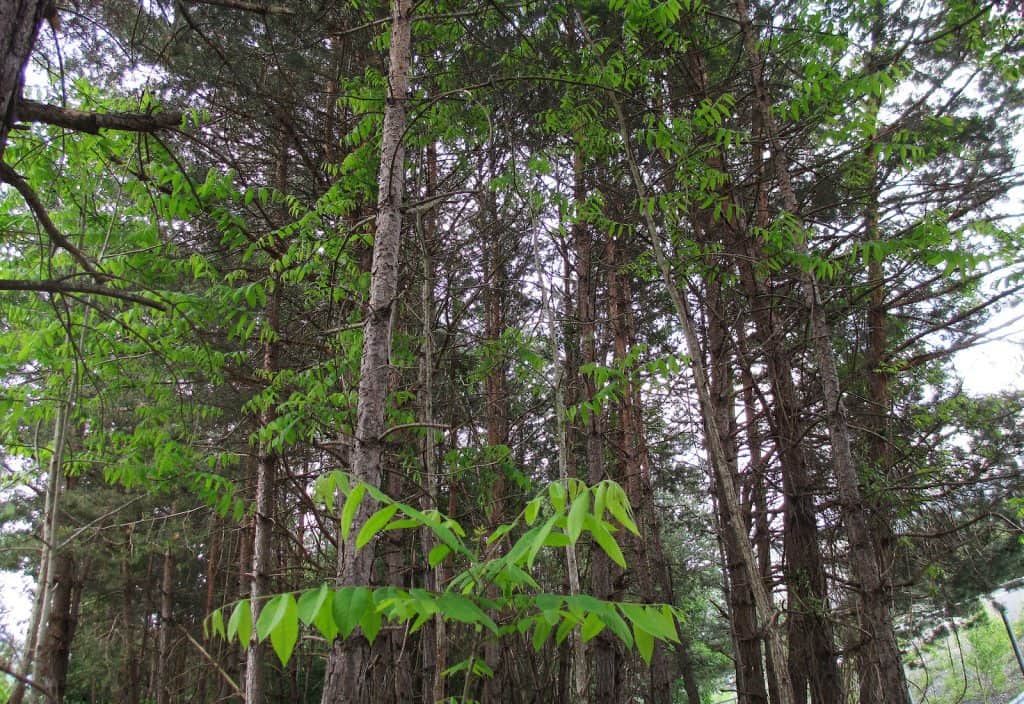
0 1 1023 703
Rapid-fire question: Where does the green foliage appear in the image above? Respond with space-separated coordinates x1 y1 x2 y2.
212 476 680 667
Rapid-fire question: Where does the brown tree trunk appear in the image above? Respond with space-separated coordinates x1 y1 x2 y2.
122 526 141 704
606 232 696 704
0 0 47 157
593 40 796 701
416 142 447 704
321 2 411 701
733 1 909 700
481 167 511 704
574 155 620 704
706 279 769 704
155 530 175 704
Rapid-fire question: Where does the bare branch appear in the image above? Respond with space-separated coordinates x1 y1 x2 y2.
15 99 182 134
0 659 57 703
0 279 168 310
181 0 295 14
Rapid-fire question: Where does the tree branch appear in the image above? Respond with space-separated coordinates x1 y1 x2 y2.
0 162 101 276
0 278 168 310
181 0 294 14
15 99 182 134
0 659 57 703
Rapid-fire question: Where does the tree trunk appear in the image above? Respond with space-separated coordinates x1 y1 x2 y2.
0 0 47 157
321 2 411 701
596 46 797 702
607 231 693 704
733 1 909 700
573 155 620 704
246 284 280 704
416 142 447 704
706 278 769 704
155 530 175 704
481 168 511 704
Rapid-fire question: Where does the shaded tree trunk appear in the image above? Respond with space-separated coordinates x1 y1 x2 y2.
321 1 411 700
733 1 910 700
155 530 175 704
0 0 47 156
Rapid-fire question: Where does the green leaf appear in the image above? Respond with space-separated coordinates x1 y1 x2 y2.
535 593 563 612
543 531 571 547
227 599 252 646
524 497 541 525
586 514 626 568
581 612 605 642
487 523 514 545
360 606 382 644
340 483 366 541
297 584 338 640
333 587 371 638
555 613 578 645
257 593 291 641
532 618 552 651
356 504 399 549
566 490 589 543
606 484 639 535
527 513 559 567
297 584 331 626
207 608 226 640
256 594 298 665
592 482 607 521
634 621 654 664
437 592 498 634
619 603 679 643
428 543 451 567
596 603 632 648
548 481 566 512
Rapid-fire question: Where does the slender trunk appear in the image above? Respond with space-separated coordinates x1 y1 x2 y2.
9 410 66 704
573 155 620 704
122 526 141 704
198 518 220 704
707 280 769 704
416 143 446 704
155 526 175 704
733 1 909 700
481 171 510 704
589 25 795 698
27 393 75 704
535 215 588 704
321 2 411 700
861 7 899 698
246 285 280 704
607 233 692 704
247 115 288 704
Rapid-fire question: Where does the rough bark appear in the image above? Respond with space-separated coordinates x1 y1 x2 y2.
481 171 511 704
246 285 280 704
321 1 411 700
607 232 695 704
733 1 910 700
600 63 797 704
0 0 47 157
416 142 447 704
155 531 175 704
574 158 620 704
706 279 769 704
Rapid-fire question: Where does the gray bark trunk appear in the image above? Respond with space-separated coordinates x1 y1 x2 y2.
321 2 411 701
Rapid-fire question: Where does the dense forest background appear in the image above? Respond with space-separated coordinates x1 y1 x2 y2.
1 0 1023 702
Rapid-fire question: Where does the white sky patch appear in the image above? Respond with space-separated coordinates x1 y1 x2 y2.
954 309 1024 395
